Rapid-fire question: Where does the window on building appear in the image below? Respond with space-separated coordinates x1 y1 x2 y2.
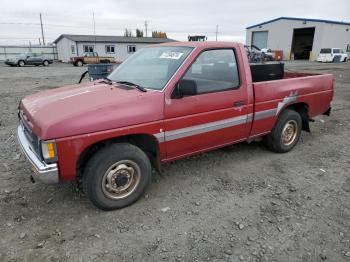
181 49 240 94
127 45 136 53
105 45 115 54
83 45 94 52
71 45 75 54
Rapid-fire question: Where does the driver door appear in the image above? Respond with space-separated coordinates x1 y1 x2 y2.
164 49 252 159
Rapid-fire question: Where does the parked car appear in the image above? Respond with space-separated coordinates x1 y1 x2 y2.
70 52 116 66
244 45 264 62
260 48 275 61
317 48 348 62
17 42 334 210
5 53 53 67
244 45 274 62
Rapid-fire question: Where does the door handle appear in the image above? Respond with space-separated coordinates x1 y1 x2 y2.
233 100 245 107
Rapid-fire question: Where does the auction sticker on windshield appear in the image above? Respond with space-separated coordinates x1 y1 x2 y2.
160 52 184 59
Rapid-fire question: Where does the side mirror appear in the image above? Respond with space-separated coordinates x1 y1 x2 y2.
172 79 197 99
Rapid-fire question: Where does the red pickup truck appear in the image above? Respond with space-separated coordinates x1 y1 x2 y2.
17 42 333 210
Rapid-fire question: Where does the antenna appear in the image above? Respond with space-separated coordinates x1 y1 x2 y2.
40 13 45 45
215 25 219 41
145 20 148 37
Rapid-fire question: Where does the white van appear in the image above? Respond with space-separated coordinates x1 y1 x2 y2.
317 48 347 62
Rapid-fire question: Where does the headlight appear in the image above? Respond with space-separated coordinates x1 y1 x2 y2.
41 140 58 162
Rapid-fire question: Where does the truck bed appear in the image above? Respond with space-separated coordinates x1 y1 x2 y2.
249 71 334 138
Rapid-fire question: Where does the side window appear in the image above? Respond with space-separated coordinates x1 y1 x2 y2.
105 45 115 53
127 45 136 53
83 45 94 53
333 49 340 54
182 49 240 94
71 45 75 54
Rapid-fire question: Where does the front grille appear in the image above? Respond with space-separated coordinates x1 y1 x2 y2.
19 110 41 158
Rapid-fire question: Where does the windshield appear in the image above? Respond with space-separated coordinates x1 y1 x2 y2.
108 46 193 90
320 48 331 54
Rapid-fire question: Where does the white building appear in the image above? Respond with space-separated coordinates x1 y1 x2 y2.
246 17 350 60
54 34 176 62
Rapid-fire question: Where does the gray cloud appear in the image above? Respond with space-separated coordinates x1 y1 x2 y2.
0 0 349 44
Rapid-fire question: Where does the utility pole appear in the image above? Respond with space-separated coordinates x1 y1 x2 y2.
93 12 96 50
40 13 45 45
215 25 218 41
144 21 148 37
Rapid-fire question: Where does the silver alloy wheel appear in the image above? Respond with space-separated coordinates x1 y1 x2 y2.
281 120 298 146
77 61 83 66
43 60 49 66
19 61 24 67
101 160 141 199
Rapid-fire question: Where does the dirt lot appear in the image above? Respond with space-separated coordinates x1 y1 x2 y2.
0 61 349 262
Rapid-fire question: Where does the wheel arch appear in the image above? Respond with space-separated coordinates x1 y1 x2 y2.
285 102 310 132
76 133 161 181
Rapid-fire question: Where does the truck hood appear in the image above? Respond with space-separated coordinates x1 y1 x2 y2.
20 81 164 139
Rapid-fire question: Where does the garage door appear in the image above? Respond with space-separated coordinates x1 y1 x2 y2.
252 31 268 49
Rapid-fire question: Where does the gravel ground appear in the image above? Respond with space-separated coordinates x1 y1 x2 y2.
0 61 349 262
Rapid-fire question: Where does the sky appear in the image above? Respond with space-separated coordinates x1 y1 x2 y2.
0 0 349 45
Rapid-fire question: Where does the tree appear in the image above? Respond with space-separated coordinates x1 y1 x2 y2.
152 31 167 38
136 29 144 37
124 28 133 37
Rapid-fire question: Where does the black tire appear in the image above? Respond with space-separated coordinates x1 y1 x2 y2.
83 143 152 210
43 60 49 66
18 60 25 67
76 60 83 67
265 109 302 153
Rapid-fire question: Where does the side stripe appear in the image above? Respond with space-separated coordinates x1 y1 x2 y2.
165 114 248 142
154 108 277 143
254 108 277 120
153 91 299 143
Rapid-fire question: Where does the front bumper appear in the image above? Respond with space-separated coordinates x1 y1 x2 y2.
5 61 16 66
17 125 59 183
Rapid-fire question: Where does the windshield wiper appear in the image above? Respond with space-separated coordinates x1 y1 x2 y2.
101 77 113 85
116 81 147 92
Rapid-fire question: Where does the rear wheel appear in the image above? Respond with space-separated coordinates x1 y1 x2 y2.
83 143 152 210
265 109 302 153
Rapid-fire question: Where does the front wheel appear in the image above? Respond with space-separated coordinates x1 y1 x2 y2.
43 60 49 66
18 60 25 67
265 109 302 153
76 60 83 67
83 143 152 210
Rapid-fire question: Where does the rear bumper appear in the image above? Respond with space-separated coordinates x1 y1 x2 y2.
17 125 59 183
